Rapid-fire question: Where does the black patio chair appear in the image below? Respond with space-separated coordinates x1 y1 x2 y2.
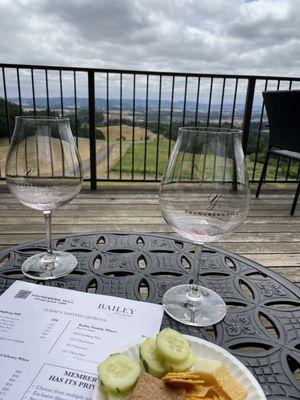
256 90 300 215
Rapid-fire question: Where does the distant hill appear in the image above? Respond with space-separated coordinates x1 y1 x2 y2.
8 97 256 113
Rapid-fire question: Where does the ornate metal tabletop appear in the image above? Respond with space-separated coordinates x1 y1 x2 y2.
0 232 299 399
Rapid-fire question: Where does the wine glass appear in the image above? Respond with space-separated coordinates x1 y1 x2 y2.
5 116 83 280
159 127 250 326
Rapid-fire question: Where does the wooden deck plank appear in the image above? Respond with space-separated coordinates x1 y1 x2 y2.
1 226 299 244
240 254 300 267
0 208 299 218
0 184 299 287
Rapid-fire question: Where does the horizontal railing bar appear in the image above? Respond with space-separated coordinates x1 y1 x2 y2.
0 176 298 184
1 63 300 81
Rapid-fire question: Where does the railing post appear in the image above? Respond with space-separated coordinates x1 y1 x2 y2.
242 78 256 154
88 70 97 190
2 67 11 141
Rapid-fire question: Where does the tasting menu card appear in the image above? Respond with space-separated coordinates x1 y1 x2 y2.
0 281 164 400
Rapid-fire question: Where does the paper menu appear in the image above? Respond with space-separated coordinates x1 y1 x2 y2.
0 281 164 400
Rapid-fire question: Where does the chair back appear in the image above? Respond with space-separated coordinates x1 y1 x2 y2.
262 90 300 152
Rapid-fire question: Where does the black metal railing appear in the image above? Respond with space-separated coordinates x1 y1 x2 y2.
1 63 300 189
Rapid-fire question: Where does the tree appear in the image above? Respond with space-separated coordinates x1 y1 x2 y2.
0 98 20 139
75 123 105 139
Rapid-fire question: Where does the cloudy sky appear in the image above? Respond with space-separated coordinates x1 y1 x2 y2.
1 0 300 77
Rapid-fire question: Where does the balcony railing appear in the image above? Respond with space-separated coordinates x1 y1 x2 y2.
1 63 300 189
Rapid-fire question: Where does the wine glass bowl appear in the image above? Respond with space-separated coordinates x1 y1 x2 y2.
5 116 83 280
159 127 250 326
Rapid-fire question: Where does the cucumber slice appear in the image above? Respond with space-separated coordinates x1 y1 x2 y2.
98 353 141 394
163 348 195 372
156 328 190 363
139 337 167 378
106 391 126 400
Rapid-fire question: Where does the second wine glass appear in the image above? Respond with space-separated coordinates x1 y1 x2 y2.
5 116 83 280
159 127 250 326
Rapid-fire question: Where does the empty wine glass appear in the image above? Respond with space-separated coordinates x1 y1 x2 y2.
5 116 83 280
159 127 250 326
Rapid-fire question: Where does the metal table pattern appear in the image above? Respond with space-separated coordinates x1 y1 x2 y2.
0 232 299 399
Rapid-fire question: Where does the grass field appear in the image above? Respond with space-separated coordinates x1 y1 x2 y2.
0 130 299 183
111 139 172 177
97 124 156 142
111 139 300 182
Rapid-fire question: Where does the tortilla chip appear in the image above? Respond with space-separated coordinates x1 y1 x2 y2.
186 384 212 397
166 378 205 384
163 362 247 400
163 372 205 384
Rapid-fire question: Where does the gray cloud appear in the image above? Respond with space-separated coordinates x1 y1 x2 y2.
40 0 151 43
0 0 299 77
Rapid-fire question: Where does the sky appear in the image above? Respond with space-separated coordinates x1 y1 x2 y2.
1 0 299 77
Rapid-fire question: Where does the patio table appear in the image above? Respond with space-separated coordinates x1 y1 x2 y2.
0 232 299 399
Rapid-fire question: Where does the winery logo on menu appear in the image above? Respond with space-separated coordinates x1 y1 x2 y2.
98 302 136 316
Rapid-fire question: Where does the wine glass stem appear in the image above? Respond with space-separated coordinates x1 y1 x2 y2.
188 242 203 299
43 211 53 256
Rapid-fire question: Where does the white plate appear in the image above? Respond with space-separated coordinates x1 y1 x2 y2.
92 334 266 400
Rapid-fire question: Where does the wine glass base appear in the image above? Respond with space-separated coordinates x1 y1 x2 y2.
162 284 227 327
21 251 78 280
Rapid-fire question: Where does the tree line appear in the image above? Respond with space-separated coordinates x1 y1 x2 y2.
0 98 105 140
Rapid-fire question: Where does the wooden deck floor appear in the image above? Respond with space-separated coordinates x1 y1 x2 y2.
0 183 299 287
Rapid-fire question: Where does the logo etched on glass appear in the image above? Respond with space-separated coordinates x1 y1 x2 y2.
185 194 240 218
208 194 222 210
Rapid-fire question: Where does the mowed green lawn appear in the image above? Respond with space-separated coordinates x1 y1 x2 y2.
111 139 300 182
111 139 173 177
